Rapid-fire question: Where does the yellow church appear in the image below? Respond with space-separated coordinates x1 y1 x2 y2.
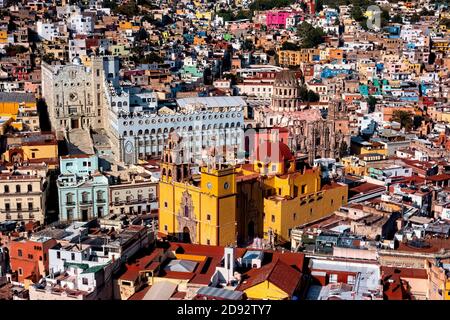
159 133 348 247
236 140 348 244
158 133 238 246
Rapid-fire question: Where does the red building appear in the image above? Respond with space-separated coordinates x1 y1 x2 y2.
9 236 57 283
244 127 290 161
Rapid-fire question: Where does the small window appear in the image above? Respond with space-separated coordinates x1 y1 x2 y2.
164 225 168 231
18 268 23 276
56 252 61 259
271 215 275 223
71 253 75 260
164 202 168 208
301 185 307 194
329 274 338 283
207 214 211 221
18 249 22 257
347 275 355 285
28 254 33 259
82 278 88 285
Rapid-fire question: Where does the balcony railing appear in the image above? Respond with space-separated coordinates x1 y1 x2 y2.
66 201 76 206
1 208 40 213
97 199 106 203
80 200 93 205
112 198 158 206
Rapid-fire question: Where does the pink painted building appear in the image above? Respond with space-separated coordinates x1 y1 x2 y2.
265 11 296 29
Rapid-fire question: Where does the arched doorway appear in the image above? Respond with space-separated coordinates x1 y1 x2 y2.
248 221 255 240
183 227 191 243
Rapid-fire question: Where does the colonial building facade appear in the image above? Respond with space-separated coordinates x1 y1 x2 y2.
41 56 119 137
253 70 352 164
0 165 49 224
106 167 159 216
57 154 109 222
108 95 246 165
158 133 238 246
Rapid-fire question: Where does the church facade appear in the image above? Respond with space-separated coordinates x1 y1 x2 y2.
158 133 238 246
41 56 119 137
253 70 353 164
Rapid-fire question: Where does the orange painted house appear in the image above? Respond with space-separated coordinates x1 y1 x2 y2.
9 237 57 284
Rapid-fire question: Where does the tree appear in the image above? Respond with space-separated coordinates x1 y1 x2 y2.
137 28 149 41
249 0 295 11
299 85 309 101
392 14 403 24
234 10 252 20
281 41 301 50
413 115 424 129
441 18 450 28
242 39 255 51
380 9 390 27
421 8 435 16
4 45 28 57
391 110 414 131
410 14 420 23
307 90 320 102
113 0 139 17
216 9 233 21
299 85 320 102
351 5 365 23
42 52 55 64
316 0 324 12
297 22 325 48
367 95 377 113
339 141 348 158
223 73 238 85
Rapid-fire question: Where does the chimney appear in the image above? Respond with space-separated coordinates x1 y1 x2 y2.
224 246 235 284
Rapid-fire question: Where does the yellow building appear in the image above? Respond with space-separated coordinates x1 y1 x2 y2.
425 259 450 300
351 138 388 156
278 49 319 67
195 11 212 20
159 134 237 246
0 28 8 44
341 156 368 176
193 36 207 45
118 21 133 31
0 92 36 119
237 141 348 244
433 39 450 53
3 132 59 169
237 259 302 300
159 135 348 246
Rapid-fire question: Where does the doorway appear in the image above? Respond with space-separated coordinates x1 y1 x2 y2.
81 209 88 221
183 227 191 243
71 118 79 129
248 221 255 240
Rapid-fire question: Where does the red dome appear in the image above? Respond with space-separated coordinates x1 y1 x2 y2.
255 140 294 163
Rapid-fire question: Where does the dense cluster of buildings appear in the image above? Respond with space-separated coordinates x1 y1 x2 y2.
1 0 450 301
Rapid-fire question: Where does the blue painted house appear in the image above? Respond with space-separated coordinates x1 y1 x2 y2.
57 154 109 222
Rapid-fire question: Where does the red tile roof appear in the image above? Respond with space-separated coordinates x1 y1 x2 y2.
237 259 302 297
350 182 385 194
